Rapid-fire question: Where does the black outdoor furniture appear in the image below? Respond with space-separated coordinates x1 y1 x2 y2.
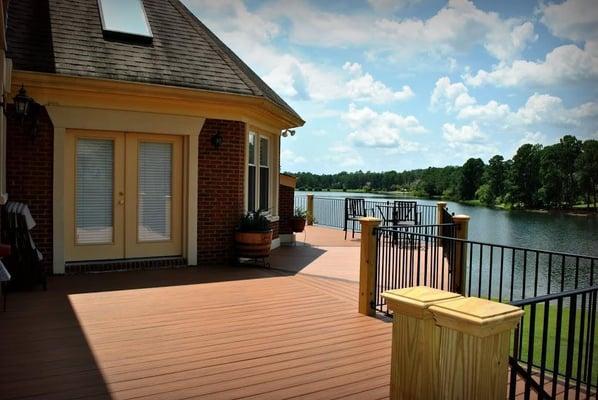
0 204 46 291
344 198 373 240
393 201 419 226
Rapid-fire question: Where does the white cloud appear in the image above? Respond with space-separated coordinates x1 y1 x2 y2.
343 62 414 103
430 77 476 112
281 149 307 166
464 43 598 87
540 0 598 42
442 122 486 143
324 144 364 168
343 104 425 149
260 0 535 63
457 100 511 121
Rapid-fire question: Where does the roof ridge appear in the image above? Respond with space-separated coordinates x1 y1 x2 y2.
167 0 263 97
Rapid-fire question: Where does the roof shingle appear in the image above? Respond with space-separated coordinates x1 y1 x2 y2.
7 0 303 124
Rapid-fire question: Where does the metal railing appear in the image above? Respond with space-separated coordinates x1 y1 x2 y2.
372 229 598 312
373 224 457 314
293 195 440 230
509 286 597 399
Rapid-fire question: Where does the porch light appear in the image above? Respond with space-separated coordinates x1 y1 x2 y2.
281 129 295 137
211 131 223 149
13 85 33 120
12 85 40 138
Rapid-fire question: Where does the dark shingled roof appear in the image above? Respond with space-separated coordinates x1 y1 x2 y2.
6 0 303 124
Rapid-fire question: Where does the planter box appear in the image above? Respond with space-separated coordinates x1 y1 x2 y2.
290 217 306 233
234 230 273 258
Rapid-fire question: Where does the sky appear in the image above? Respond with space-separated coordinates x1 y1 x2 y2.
181 0 598 174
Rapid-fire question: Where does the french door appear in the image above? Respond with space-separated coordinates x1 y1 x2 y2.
65 130 183 261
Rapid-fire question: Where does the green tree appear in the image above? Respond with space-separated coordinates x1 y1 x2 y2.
459 158 485 200
483 155 506 205
509 144 542 208
576 139 598 209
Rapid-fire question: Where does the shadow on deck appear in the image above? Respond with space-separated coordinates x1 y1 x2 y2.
0 227 392 399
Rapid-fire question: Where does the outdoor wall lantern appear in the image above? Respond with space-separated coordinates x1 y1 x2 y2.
211 131 223 149
12 85 40 138
281 129 295 137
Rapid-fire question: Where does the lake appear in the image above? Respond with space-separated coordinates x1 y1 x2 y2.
296 191 598 258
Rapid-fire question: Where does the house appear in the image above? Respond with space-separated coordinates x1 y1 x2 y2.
0 0 304 274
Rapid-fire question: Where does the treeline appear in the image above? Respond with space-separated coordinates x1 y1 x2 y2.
289 135 598 209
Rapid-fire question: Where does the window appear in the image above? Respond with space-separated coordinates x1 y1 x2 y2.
248 133 256 212
247 133 271 212
138 142 172 242
97 0 153 41
259 137 270 210
75 139 114 244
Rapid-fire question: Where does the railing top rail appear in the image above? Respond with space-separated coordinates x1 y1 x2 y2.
377 223 457 230
374 229 598 261
510 285 598 306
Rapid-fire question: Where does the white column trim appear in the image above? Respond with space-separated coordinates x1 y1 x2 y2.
53 127 66 274
187 132 199 265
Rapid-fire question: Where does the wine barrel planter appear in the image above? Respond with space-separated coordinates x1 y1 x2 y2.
234 230 273 258
290 217 306 233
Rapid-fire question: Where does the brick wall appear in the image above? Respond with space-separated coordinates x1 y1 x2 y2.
279 184 294 235
197 119 246 264
270 220 279 239
5 106 54 272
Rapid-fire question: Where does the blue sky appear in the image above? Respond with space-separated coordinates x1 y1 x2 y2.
181 0 598 173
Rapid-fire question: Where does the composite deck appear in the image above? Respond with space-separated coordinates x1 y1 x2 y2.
0 226 572 399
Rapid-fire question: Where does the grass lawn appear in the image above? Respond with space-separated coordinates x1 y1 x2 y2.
516 302 597 387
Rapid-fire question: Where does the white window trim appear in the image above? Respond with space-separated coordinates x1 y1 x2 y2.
246 130 275 215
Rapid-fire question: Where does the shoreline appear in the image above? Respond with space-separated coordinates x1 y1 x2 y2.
296 189 598 216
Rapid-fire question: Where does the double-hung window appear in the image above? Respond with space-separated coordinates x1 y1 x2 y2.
247 132 270 212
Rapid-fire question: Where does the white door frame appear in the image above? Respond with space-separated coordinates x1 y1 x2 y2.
47 105 204 274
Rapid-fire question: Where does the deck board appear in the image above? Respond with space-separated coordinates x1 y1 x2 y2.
0 266 392 400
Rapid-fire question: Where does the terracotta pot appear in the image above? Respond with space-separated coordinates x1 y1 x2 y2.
234 230 273 258
289 217 306 233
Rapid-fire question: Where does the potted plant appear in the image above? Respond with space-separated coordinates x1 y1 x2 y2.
234 210 273 259
289 207 308 233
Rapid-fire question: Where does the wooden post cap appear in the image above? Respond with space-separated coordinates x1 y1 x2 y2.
451 214 470 222
436 201 447 207
358 217 382 224
429 297 524 337
382 286 463 319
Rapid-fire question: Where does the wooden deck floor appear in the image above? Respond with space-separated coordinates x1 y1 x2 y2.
0 227 577 399
0 265 393 400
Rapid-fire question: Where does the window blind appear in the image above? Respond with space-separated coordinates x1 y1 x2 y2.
248 133 256 211
138 142 172 242
76 139 114 244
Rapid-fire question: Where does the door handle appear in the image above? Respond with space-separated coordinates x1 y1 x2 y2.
118 200 125 205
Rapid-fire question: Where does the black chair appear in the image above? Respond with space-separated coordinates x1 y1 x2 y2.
393 201 419 225
344 198 372 240
0 205 46 291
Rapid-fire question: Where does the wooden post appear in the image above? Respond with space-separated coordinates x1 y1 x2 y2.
382 287 463 400
306 194 314 225
358 217 382 316
451 215 470 295
436 201 447 225
430 297 524 399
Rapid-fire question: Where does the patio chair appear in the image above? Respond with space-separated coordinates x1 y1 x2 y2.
344 198 372 240
393 201 419 226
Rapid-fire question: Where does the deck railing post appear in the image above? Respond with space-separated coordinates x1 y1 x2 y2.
306 194 314 225
358 217 382 316
382 287 463 399
429 296 523 400
451 214 470 295
382 287 523 400
436 201 447 225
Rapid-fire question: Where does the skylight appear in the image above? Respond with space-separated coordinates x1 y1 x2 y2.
97 0 153 42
